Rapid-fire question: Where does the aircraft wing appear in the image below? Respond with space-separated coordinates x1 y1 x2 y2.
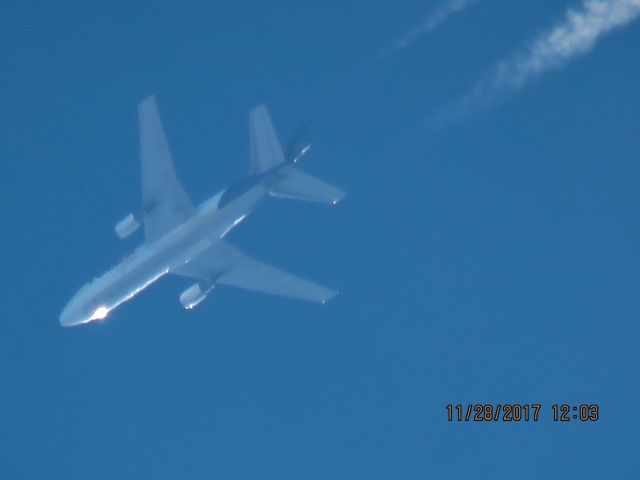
139 96 195 242
173 240 337 303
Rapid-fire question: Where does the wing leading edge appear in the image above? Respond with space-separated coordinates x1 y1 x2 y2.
173 241 337 304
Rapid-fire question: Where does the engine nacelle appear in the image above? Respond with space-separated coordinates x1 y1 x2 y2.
180 281 214 310
115 213 141 239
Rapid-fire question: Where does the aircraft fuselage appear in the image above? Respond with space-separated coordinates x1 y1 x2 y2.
59 165 288 327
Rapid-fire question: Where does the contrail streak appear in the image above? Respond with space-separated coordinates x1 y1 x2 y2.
441 0 640 122
370 0 479 65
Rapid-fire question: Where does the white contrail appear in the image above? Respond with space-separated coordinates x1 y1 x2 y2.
372 0 479 65
442 0 640 121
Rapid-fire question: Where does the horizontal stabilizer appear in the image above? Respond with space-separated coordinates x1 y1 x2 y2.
270 169 346 205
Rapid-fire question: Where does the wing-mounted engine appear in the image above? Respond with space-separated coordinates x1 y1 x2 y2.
115 212 142 239
179 280 215 310
115 202 156 239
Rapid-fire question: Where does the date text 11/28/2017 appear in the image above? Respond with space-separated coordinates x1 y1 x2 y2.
446 404 599 422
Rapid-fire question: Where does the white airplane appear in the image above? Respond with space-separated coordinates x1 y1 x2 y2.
60 96 345 327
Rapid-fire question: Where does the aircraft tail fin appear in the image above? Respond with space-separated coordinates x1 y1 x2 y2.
249 104 285 175
249 104 345 204
270 169 346 205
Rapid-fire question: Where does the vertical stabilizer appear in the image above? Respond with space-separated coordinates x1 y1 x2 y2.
249 104 285 175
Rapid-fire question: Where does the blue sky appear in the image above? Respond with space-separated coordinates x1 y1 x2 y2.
1 0 639 477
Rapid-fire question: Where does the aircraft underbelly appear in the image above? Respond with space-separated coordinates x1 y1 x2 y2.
87 190 262 314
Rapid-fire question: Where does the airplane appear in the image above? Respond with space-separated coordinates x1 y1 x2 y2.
59 96 345 327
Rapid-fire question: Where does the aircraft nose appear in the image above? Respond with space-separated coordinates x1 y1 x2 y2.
59 298 84 327
59 303 75 327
